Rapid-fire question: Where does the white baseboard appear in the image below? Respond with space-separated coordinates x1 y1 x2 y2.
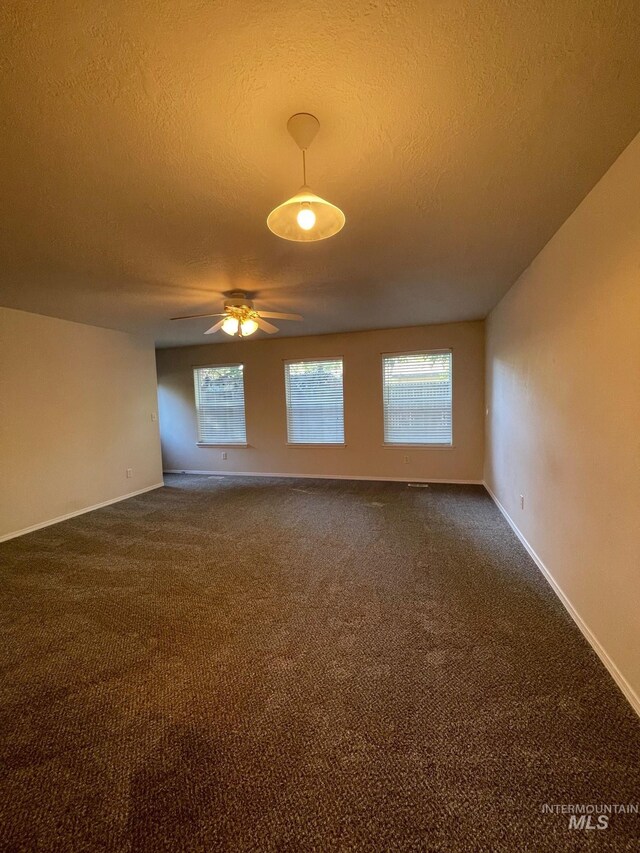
164 469 483 485
0 483 165 543
483 481 640 718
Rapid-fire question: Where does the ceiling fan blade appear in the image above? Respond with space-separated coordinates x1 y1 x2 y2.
255 317 279 334
204 319 226 335
171 312 225 321
258 311 303 321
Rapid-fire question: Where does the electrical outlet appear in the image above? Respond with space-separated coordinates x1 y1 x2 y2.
221 452 227 460
403 455 409 464
126 468 133 479
520 494 524 510
151 412 157 422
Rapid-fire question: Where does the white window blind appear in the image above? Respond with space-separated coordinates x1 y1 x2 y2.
284 358 345 444
382 350 452 445
193 364 247 445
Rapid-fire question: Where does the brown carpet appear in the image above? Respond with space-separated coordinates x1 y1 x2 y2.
0 474 638 852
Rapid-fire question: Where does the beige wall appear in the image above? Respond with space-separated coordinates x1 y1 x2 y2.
156 321 484 483
485 133 640 708
0 308 164 540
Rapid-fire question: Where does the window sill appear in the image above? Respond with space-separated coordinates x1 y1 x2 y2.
287 443 347 448
383 443 455 449
197 443 249 448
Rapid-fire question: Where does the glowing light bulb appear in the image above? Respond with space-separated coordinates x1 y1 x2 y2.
240 319 258 336
297 205 316 231
221 316 239 336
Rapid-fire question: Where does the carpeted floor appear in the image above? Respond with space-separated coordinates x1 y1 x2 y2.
0 475 638 852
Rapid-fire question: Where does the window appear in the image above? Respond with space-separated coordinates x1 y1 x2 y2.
382 350 452 445
284 358 345 444
193 364 247 445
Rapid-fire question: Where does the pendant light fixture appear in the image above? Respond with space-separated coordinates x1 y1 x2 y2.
267 113 345 242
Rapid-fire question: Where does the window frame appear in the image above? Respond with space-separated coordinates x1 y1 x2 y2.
193 362 248 447
283 356 346 447
381 348 454 448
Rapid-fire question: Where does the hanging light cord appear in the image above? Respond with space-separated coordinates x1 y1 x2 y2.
302 149 307 186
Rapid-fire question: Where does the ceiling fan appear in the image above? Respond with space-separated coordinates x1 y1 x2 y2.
170 292 303 338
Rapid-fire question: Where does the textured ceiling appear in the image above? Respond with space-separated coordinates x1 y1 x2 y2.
1 1 640 347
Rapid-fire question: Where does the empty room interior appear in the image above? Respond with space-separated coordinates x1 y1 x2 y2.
1 2 640 850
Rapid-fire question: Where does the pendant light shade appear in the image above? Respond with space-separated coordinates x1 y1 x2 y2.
267 186 345 242
267 113 345 243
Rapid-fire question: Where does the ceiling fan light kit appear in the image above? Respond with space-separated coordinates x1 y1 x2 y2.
171 292 303 338
267 113 345 242
212 301 263 337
